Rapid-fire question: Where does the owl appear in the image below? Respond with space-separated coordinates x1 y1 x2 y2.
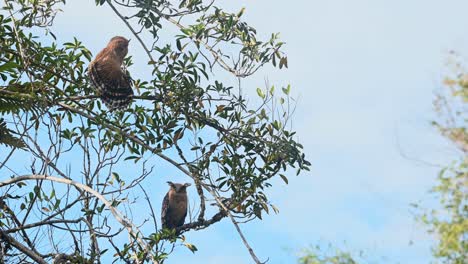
88 36 133 111
161 182 191 230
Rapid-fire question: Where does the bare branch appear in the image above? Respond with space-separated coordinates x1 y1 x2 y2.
106 0 156 63
0 230 47 264
0 175 158 264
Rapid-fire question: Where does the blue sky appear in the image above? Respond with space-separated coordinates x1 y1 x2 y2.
5 0 468 263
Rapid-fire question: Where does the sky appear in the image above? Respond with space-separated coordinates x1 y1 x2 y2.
4 0 468 263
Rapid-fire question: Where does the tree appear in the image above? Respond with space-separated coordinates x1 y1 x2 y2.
418 52 467 263
0 0 310 263
296 53 468 264
297 244 361 264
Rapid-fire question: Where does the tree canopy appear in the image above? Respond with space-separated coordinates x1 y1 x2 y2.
419 53 467 264
0 0 310 263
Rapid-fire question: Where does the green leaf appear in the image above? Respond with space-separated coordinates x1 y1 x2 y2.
183 243 198 253
0 119 26 149
256 88 265 99
279 57 288 69
0 62 19 73
282 84 291 95
279 174 288 184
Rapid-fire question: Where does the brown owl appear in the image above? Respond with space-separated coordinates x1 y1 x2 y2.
161 182 191 230
88 36 133 111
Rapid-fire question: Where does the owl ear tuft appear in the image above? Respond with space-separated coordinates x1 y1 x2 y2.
167 181 175 187
183 183 191 187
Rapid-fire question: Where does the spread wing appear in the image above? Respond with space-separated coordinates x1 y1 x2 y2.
88 61 133 111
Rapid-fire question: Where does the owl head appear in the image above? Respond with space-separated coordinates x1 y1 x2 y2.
167 181 191 193
108 36 130 59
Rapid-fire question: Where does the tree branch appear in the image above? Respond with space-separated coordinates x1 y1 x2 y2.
0 230 47 264
56 101 264 263
106 0 156 63
0 174 158 264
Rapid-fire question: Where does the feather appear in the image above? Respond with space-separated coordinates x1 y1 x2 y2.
88 36 133 111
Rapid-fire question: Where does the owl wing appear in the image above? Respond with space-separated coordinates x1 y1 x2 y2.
88 61 134 111
161 192 171 229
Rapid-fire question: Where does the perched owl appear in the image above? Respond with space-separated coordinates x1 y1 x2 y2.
88 36 133 111
161 182 191 230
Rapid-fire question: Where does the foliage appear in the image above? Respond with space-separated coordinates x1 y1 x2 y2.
0 0 309 263
422 160 468 264
297 245 361 264
420 53 468 263
0 118 25 149
296 55 468 264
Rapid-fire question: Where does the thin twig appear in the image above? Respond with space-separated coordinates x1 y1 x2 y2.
56 101 264 262
148 5 243 77
106 0 156 63
6 218 84 233
0 175 158 264
0 230 47 264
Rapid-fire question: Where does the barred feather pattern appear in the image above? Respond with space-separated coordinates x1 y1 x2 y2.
88 62 133 111
88 36 133 111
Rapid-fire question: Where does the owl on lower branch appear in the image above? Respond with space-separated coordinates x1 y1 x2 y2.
88 36 133 111
161 182 191 231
